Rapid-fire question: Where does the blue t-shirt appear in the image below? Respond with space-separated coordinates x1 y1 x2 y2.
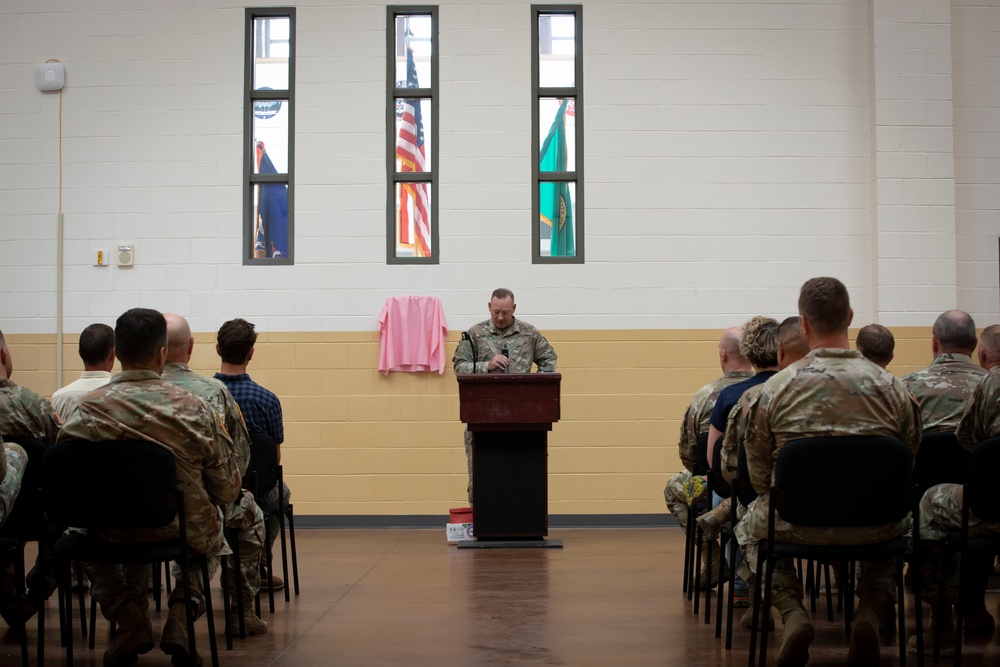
708 371 778 432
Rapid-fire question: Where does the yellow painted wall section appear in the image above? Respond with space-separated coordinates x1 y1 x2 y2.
7 327 941 516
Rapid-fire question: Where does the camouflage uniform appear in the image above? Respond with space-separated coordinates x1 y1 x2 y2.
915 367 1000 604
663 370 752 532
57 370 242 620
0 379 61 621
0 378 61 444
162 362 265 608
734 349 921 605
720 383 764 485
0 441 27 528
902 353 986 433
453 317 557 504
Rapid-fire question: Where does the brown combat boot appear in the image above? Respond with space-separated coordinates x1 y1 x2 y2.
696 497 731 540
160 602 204 666
230 597 268 635
773 591 814 667
848 591 890 667
104 599 154 667
907 603 956 657
697 542 729 589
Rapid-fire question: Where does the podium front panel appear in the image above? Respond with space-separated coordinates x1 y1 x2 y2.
472 431 548 538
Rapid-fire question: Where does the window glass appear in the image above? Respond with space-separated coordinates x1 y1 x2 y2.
538 14 575 88
394 182 433 258
538 98 575 173
253 17 290 90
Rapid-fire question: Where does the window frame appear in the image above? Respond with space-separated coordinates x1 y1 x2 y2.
532 5 584 264
243 7 296 266
386 6 440 265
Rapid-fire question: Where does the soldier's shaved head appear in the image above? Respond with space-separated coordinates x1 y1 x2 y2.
978 324 1000 370
932 310 977 355
164 313 195 364
777 316 809 369
719 326 751 373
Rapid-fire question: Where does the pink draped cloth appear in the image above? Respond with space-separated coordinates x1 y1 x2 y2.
378 295 448 375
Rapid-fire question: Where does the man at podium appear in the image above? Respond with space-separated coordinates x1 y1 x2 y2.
453 288 558 503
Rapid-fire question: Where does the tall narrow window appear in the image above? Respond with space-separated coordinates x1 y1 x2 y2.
244 8 295 264
532 6 583 263
387 7 438 264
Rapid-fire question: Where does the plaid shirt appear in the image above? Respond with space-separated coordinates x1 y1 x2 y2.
213 373 284 445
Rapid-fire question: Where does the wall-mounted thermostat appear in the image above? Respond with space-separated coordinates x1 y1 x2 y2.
36 62 65 91
117 244 135 267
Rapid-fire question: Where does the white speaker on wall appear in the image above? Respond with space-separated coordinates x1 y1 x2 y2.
117 244 134 267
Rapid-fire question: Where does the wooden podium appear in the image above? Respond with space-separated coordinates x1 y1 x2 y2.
456 372 562 548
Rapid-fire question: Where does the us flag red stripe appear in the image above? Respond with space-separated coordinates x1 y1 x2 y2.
395 46 431 257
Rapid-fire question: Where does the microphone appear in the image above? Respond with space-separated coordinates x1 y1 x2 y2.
462 331 478 372
501 346 509 373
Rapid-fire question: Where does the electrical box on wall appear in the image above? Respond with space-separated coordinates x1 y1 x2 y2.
36 62 65 91
117 244 135 267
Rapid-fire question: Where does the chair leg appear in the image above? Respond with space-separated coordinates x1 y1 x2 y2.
277 509 290 603
89 595 98 649
682 504 694 595
693 530 704 614
748 546 766 667
200 558 220 667
286 505 299 595
233 530 246 639
715 532 726 638
6 543 29 667
220 554 233 650
703 532 713 623
153 560 162 611
263 515 275 614
74 561 87 639
758 551 777 667
824 562 834 621
895 557 907 665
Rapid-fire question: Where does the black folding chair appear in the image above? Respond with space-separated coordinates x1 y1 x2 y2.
935 435 1000 665
914 431 969 496
0 437 72 667
44 439 221 667
247 432 299 610
750 436 921 667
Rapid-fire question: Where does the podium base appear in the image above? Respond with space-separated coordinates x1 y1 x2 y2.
457 538 563 549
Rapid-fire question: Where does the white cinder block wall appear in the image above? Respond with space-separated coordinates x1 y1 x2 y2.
0 0 997 336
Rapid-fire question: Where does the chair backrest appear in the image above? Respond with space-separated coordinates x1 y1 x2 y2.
692 431 710 476
913 430 969 494
968 436 1000 523
246 432 279 499
772 436 913 528
0 437 47 535
735 443 758 508
709 434 731 499
44 439 178 530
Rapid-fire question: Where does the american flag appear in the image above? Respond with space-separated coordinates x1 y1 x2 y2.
395 46 431 257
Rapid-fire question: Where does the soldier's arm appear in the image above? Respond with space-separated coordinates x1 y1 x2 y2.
744 389 775 496
452 334 478 374
955 382 984 451
677 407 696 472
201 410 243 506
533 334 557 372
721 398 750 484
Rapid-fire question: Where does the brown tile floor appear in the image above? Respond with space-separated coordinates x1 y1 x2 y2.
4 527 1000 665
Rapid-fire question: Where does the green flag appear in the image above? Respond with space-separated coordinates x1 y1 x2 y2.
539 99 574 257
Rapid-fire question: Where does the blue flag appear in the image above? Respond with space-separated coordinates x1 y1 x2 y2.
254 141 288 258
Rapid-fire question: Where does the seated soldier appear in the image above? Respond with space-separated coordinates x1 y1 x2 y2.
663 326 752 588
0 328 62 628
58 308 243 667
162 313 268 635
912 345 1000 654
